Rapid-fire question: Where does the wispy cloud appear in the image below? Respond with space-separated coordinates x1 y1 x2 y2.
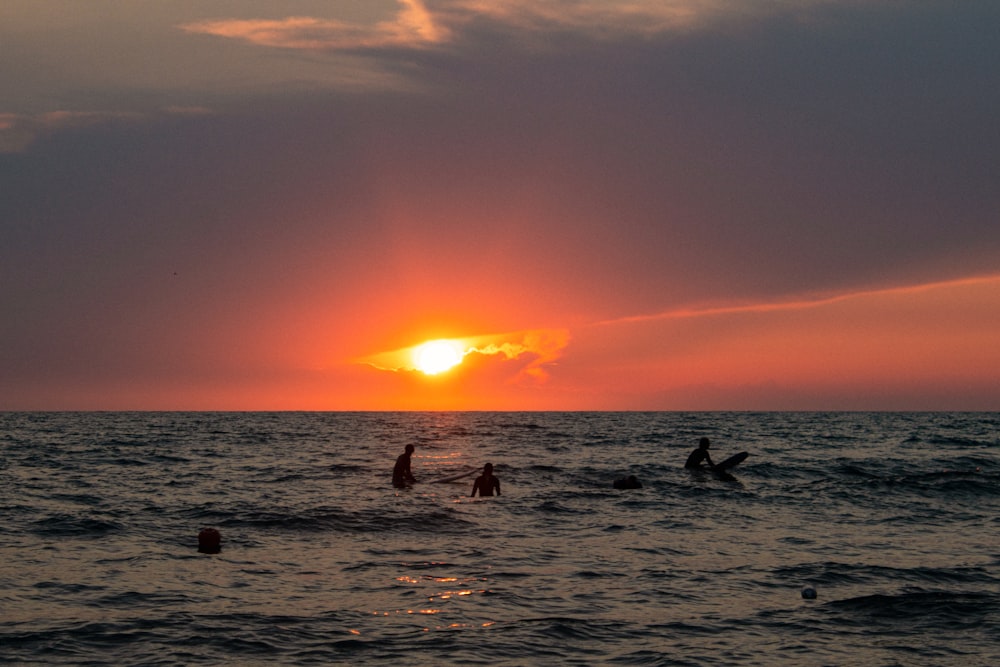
180 0 449 51
449 0 855 29
176 0 834 53
0 110 139 153
447 0 724 35
594 275 1000 327
0 107 213 153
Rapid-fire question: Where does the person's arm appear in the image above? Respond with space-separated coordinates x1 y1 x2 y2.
470 479 479 497
494 478 501 496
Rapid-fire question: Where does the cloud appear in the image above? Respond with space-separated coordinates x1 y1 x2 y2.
593 274 1000 327
359 328 570 381
445 0 728 36
177 1 846 55
180 0 449 51
0 107 213 153
0 110 135 153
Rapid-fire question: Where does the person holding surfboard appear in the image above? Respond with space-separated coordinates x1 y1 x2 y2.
393 444 417 488
470 462 501 497
685 437 749 477
685 437 716 469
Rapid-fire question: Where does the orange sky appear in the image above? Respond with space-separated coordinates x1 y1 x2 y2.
2 1 999 410
10 275 996 411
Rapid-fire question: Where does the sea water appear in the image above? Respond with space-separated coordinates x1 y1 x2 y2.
1 412 998 666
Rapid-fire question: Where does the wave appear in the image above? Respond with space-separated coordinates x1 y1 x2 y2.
772 561 998 588
822 588 999 629
205 506 476 536
30 514 125 537
811 461 1000 505
1 612 361 665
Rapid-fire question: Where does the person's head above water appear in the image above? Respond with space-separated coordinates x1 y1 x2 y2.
405 444 414 454
483 462 493 474
699 437 711 450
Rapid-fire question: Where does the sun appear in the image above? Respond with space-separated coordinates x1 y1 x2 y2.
414 339 465 375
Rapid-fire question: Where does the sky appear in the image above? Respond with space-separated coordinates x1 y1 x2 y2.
2 0 999 411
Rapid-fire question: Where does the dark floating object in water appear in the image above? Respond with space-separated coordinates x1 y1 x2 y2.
613 475 643 490
198 527 221 554
801 586 817 600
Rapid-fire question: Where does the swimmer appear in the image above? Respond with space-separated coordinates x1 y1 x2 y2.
470 462 501 497
393 444 417 488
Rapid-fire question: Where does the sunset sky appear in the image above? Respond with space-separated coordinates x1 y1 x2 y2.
2 0 998 410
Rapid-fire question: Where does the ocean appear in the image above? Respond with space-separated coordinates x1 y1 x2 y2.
1 412 998 666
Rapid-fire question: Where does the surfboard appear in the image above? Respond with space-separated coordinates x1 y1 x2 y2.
427 467 481 484
713 451 748 472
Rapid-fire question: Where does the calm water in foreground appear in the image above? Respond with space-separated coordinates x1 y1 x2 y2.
1 412 998 666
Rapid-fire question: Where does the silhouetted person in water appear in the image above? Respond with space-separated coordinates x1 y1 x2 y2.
470 462 501 497
393 444 416 488
685 437 715 469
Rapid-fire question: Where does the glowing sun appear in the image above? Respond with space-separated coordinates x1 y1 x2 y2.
414 340 465 375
